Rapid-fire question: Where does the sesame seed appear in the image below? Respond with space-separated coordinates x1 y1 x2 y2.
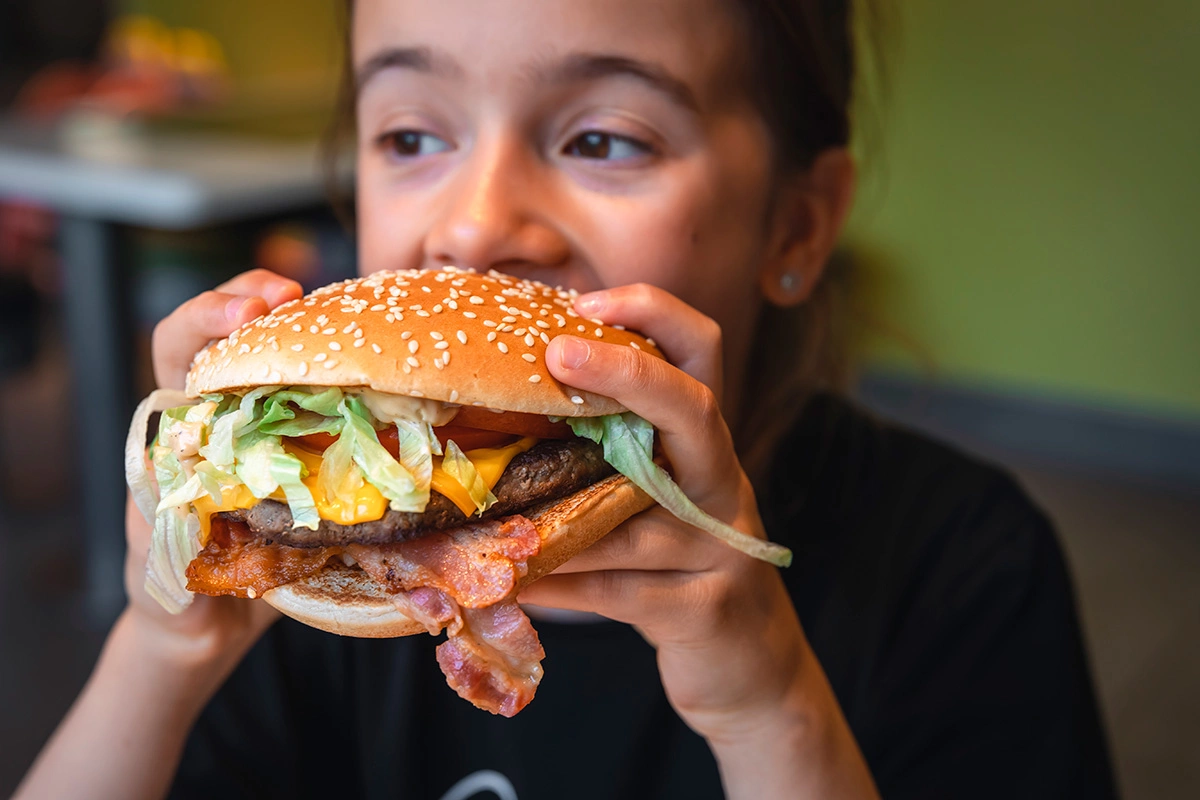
407 356 420 368
528 375 541 383
259 364 270 378
323 327 336 335
402 363 412 374
416 310 430 317
522 353 536 362
469 296 484 305
371 304 386 311
631 342 641 350
571 395 584 405
514 327 526 336
401 331 413 340
372 343 383 354
447 300 458 310
442 351 451 366
422 286 432 293
646 337 657 347
483 320 497 327
463 311 477 319
433 304 443 313
487 332 497 342
324 359 340 369
536 320 550 329
292 324 302 332
539 332 550 344
408 340 419 354
524 334 536 347
497 342 509 354
494 295 506 303
435 341 449 350
252 345 264 354
329 341 342 351
502 316 517 324
314 353 328 362
247 587 257 599
354 339 365 348
577 325 586 332
520 310 532 319
594 328 604 337
612 324 626 330
430 331 444 341
354 329 364 338
456 330 468 344
291 344 304 352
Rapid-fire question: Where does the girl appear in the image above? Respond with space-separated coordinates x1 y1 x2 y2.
17 1 1115 798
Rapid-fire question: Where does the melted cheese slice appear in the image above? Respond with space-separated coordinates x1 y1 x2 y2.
430 437 538 516
191 437 538 537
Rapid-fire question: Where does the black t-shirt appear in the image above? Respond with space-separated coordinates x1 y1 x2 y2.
171 395 1117 799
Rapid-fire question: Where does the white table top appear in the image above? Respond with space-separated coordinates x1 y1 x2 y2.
0 114 348 229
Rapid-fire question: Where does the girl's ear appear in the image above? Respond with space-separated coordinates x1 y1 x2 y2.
760 148 856 307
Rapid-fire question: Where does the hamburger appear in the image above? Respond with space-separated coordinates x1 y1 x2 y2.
126 267 791 716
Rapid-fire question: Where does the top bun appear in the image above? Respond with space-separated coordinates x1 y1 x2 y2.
186 267 662 417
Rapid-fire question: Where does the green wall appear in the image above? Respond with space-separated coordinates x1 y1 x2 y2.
847 1 1200 418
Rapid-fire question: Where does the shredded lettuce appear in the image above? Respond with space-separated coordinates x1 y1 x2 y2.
337 397 430 512
268 449 320 530
198 387 273 469
441 439 498 514
568 413 793 568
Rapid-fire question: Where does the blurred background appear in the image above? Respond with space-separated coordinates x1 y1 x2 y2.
0 1 1196 797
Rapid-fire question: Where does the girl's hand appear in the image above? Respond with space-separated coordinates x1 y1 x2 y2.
523 285 876 798
129 269 303 668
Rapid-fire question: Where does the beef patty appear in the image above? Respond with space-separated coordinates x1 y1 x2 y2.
217 438 614 547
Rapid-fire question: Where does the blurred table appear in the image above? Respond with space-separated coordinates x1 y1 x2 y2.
0 113 342 620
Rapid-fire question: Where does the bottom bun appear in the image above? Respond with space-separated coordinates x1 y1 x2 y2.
262 473 654 638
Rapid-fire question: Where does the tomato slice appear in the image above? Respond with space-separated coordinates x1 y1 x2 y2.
448 407 575 439
295 425 520 458
292 408 573 457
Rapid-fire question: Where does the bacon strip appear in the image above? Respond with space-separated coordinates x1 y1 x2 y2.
347 516 540 608
437 601 546 717
186 517 342 598
186 513 548 716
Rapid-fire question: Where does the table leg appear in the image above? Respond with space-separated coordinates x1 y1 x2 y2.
59 216 132 625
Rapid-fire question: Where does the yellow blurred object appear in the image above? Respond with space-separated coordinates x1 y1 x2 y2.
105 14 229 81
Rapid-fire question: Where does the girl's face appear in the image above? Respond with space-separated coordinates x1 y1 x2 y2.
354 0 781 385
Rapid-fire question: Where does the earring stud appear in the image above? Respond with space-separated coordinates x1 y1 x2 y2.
780 273 799 292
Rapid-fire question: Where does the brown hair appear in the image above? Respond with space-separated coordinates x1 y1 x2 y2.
729 0 887 483
324 0 886 483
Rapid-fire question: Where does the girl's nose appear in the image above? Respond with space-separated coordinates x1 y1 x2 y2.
424 136 569 273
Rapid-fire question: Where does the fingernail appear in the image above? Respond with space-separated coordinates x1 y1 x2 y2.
225 297 248 321
576 292 605 315
558 337 590 370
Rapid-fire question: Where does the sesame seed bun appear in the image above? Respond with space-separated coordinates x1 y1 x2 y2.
262 472 653 637
186 267 662 417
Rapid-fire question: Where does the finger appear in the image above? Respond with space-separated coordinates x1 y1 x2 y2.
518 569 699 629
574 284 722 395
546 334 740 504
153 291 269 389
214 268 303 308
550 508 721 575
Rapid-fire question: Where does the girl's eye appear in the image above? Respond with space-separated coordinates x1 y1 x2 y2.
380 130 451 158
564 131 651 162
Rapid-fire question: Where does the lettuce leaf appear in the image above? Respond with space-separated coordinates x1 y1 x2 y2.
268 449 320 530
441 439 498 514
337 397 429 512
568 413 793 567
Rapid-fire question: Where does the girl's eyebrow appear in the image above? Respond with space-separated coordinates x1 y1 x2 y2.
356 46 699 114
356 46 463 93
536 53 701 114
